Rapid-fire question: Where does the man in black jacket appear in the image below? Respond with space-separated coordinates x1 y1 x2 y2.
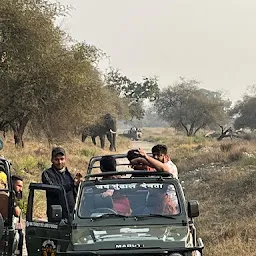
42 147 79 219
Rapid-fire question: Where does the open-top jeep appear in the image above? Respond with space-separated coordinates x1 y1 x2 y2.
0 157 24 256
26 154 204 256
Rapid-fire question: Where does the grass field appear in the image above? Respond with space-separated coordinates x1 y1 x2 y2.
0 133 130 216
1 128 256 255
142 127 256 256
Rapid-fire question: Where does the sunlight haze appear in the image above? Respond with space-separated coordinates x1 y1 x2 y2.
56 0 256 102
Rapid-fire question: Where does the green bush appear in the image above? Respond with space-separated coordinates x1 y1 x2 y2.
239 154 256 166
80 148 99 157
220 143 233 152
188 134 207 144
18 155 38 172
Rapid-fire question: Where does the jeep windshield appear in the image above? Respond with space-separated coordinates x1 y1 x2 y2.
78 180 180 218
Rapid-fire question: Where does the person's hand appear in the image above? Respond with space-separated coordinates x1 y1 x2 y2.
102 189 114 197
137 148 147 158
74 172 84 185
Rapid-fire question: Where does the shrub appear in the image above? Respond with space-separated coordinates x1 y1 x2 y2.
80 148 99 157
220 143 233 152
17 155 38 173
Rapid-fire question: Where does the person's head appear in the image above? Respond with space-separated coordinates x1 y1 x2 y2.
151 144 168 163
100 155 117 173
127 149 140 162
11 175 23 199
51 147 66 170
127 149 150 171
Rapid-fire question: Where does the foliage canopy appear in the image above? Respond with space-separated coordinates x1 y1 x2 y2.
0 0 123 145
104 68 160 120
154 78 230 136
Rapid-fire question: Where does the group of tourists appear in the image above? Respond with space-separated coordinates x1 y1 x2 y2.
41 144 178 217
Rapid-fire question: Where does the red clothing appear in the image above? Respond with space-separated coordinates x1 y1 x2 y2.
133 164 155 171
112 194 131 215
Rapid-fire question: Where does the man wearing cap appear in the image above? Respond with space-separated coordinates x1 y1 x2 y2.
42 147 79 217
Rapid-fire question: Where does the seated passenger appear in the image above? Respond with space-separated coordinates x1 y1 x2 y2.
100 155 119 179
11 175 24 255
11 175 23 218
99 155 131 216
127 149 154 171
144 186 178 215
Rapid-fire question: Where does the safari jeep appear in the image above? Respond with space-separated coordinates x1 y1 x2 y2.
0 157 24 256
25 154 204 256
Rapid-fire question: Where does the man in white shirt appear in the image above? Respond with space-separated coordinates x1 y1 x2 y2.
134 144 178 179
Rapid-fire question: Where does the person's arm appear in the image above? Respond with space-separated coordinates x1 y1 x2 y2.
137 149 177 176
137 149 169 172
14 206 21 217
130 157 152 167
74 173 84 186
13 199 21 217
42 170 57 185
42 170 73 191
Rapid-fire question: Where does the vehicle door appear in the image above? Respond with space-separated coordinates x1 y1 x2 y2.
26 183 71 256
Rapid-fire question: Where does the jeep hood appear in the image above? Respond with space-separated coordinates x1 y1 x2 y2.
70 225 192 251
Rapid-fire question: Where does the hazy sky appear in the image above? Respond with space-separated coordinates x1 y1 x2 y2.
56 0 256 102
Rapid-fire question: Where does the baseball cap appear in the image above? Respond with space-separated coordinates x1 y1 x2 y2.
51 147 66 158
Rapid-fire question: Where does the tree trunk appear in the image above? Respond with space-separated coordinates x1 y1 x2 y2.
217 126 233 141
14 131 24 148
192 123 206 136
11 115 30 148
187 121 195 136
180 121 189 136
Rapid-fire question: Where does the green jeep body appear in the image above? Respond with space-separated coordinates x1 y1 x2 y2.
25 154 204 256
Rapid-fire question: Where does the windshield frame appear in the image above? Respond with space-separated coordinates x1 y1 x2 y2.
75 177 185 222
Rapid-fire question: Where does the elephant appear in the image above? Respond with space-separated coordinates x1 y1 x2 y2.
81 114 117 151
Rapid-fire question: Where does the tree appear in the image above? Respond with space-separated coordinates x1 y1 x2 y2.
231 95 256 130
0 0 121 145
155 78 231 136
0 0 70 145
104 68 160 120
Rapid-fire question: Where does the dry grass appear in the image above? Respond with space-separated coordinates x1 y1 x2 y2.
142 127 256 256
2 128 256 255
0 134 130 215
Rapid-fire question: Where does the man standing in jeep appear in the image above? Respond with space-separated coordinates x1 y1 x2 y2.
42 147 81 217
132 144 178 179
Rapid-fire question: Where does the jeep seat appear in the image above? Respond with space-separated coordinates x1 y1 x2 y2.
127 190 148 212
93 194 114 210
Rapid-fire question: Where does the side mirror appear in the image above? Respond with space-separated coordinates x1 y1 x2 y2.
188 200 199 218
49 205 62 223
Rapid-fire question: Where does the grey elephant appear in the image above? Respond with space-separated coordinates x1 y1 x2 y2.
81 114 117 151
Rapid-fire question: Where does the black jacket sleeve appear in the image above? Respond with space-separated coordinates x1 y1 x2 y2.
42 169 74 192
42 169 57 185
